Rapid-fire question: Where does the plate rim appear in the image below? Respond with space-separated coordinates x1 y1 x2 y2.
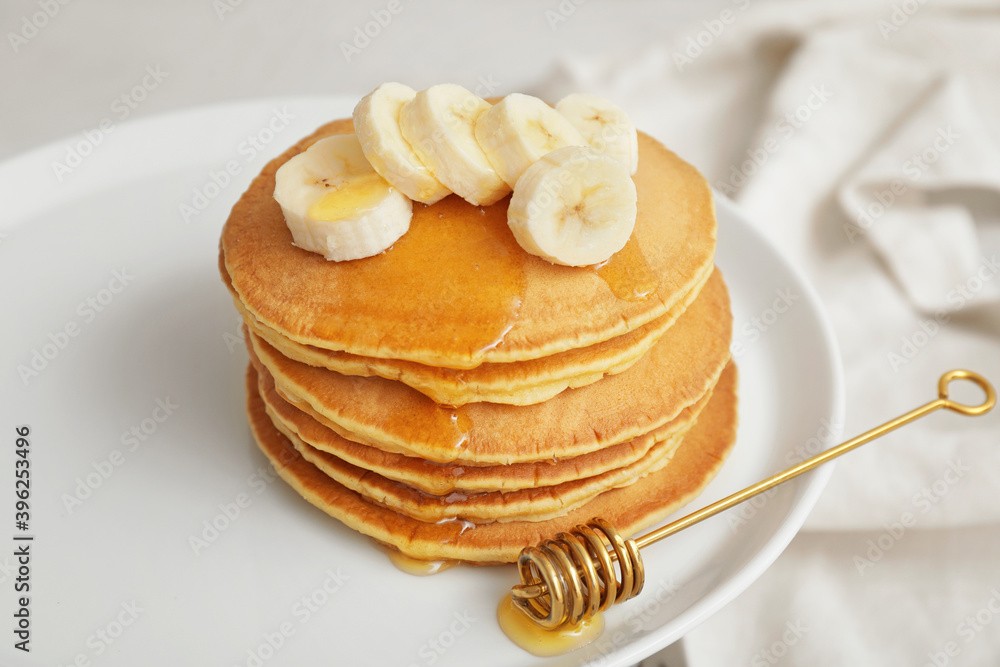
0 97 846 667
604 192 847 665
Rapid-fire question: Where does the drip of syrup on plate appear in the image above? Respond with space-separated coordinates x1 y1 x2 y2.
496 595 605 657
376 541 457 576
385 549 457 576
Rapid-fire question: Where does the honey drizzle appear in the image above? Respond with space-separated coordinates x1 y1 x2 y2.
311 198 527 366
384 548 457 577
497 596 605 657
592 234 659 301
398 403 472 461
402 403 472 459
270 371 472 461
308 172 388 220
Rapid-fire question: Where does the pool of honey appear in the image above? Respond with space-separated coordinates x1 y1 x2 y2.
497 595 605 657
290 187 662 368
308 196 528 368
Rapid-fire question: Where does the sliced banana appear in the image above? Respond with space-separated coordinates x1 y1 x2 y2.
475 93 586 188
273 133 412 262
555 93 639 174
353 82 452 205
398 84 510 206
507 145 637 267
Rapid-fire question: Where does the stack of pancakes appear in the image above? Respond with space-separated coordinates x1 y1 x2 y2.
219 118 738 564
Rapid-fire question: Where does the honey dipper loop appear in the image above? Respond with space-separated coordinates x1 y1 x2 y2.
509 369 996 630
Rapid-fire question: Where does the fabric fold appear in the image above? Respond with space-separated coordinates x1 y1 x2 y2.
537 1 1000 664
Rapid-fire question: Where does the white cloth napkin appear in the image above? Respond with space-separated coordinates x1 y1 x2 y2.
538 1 1000 663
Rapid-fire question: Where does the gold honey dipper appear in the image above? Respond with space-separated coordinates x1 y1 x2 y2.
510 369 996 630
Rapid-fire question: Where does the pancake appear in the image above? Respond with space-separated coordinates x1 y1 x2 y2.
273 406 688 524
255 360 713 494
225 252 706 406
221 119 717 369
245 360 739 563
255 356 705 522
220 247 709 407
248 268 733 464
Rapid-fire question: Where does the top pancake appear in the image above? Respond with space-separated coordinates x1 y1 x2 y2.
221 248 709 406
221 118 717 369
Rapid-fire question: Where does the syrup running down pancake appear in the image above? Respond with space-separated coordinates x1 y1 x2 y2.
244 362 738 563
246 268 732 464
219 101 736 567
221 118 717 369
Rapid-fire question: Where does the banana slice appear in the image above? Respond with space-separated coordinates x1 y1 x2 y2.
507 145 637 267
555 93 639 174
353 82 451 205
273 133 412 262
475 93 586 188
398 84 510 206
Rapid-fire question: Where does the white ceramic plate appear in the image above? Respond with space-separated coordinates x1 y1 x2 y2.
0 97 843 667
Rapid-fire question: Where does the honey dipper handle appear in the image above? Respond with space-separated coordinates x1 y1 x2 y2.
634 369 995 550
